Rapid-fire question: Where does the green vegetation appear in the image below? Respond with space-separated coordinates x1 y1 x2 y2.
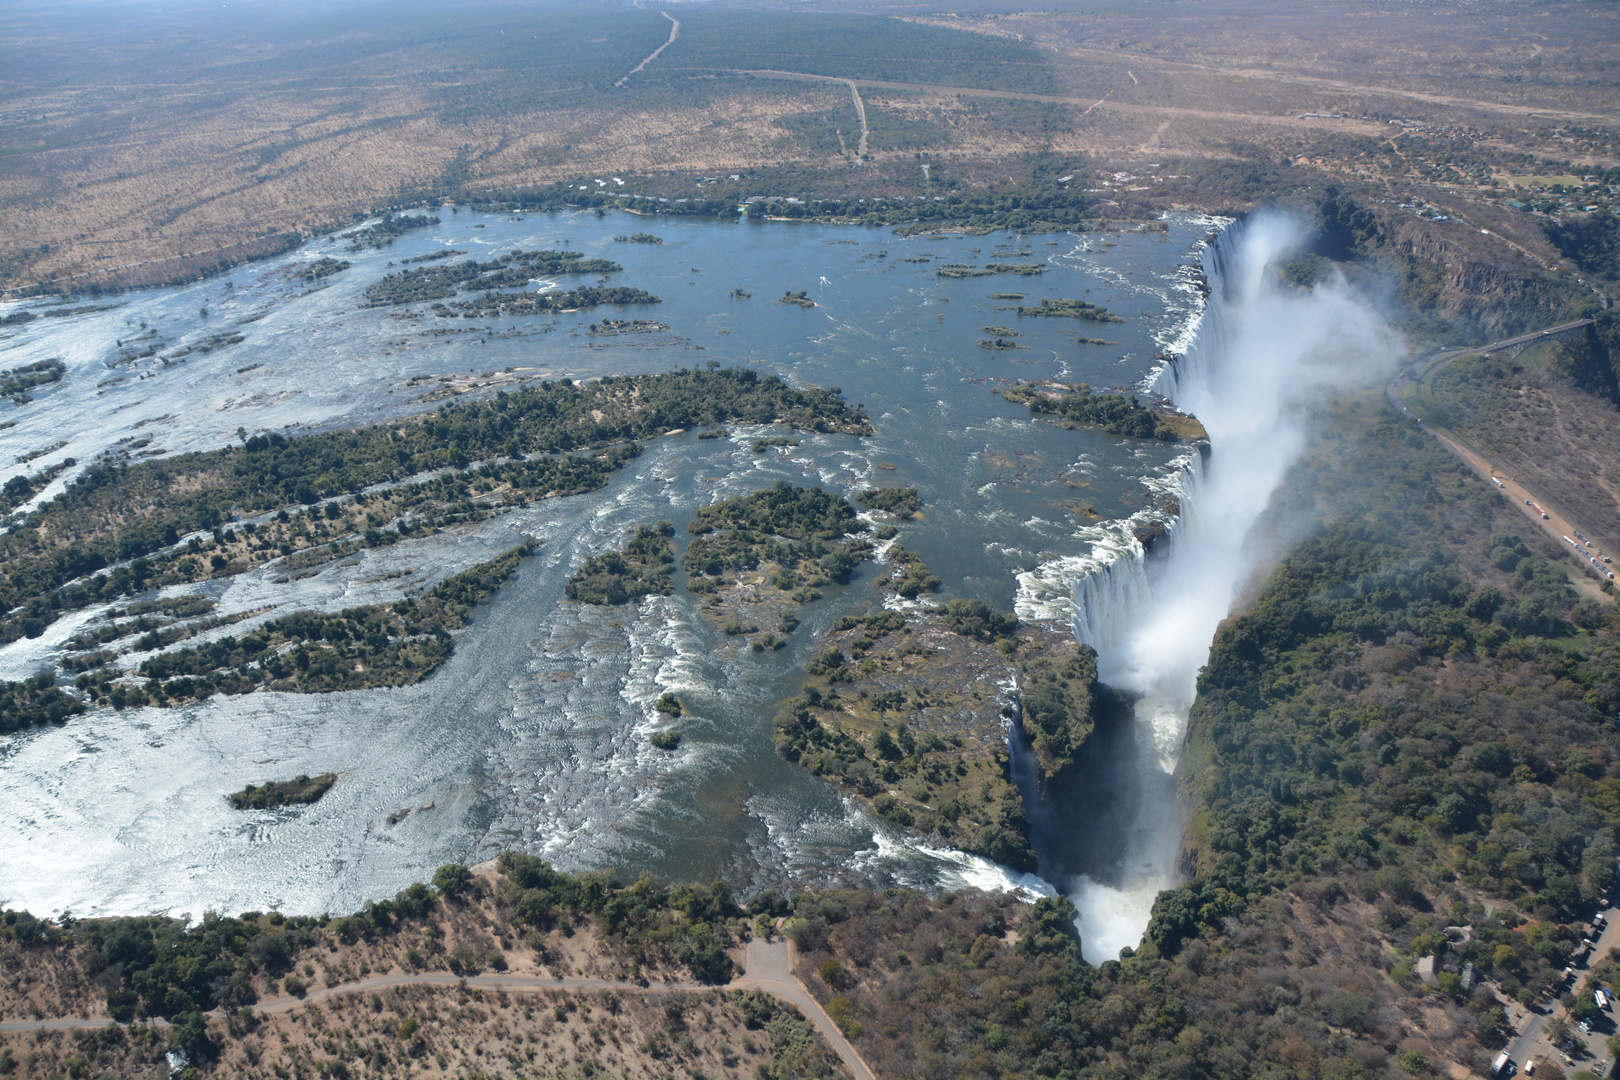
0 856 747 1043
0 367 867 653
1010 297 1123 322
0 458 72 515
1545 214 1620 284
880 545 941 598
937 262 1045 279
0 357 65 400
588 318 667 335
291 257 349 283
566 522 676 605
649 729 682 750
363 249 623 307
1174 408 1620 943
776 290 816 308
437 285 659 317
227 773 338 810
128 545 533 706
660 9 1059 96
935 263 995 279
942 597 1017 642
856 486 921 518
1016 645 1112 777
342 213 439 251
684 482 868 589
615 233 663 244
165 331 244 360
479 162 1097 237
772 586 1077 872
400 249 466 264
1001 381 1181 441
0 671 87 735
752 436 799 453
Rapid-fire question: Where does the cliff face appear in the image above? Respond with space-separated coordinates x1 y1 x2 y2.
1308 189 1593 343
1379 213 1591 340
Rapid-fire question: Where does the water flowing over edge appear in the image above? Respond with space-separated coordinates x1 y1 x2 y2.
1022 212 1403 962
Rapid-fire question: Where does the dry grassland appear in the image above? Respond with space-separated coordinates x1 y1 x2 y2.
0 864 849 1080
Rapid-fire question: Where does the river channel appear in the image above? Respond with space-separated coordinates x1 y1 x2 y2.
0 207 1217 922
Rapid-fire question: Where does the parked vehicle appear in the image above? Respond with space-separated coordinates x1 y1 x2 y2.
1493 1052 1514 1077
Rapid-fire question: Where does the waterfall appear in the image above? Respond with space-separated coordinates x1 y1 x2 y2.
1041 211 1403 963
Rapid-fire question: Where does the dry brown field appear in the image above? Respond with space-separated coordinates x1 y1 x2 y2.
3 0 1616 296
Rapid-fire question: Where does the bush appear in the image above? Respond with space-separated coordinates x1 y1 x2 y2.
431 864 472 899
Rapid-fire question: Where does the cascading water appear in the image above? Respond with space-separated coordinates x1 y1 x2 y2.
1050 211 1403 963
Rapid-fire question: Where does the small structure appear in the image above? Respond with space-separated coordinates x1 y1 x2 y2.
1414 955 1439 985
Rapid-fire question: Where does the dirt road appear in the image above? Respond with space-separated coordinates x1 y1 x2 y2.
0 937 877 1079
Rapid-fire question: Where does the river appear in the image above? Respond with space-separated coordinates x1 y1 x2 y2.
0 206 1221 943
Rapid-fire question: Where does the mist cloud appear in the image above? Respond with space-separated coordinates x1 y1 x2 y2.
1069 210 1404 963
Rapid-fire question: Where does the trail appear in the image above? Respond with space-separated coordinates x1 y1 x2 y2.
0 939 876 1079
616 11 681 87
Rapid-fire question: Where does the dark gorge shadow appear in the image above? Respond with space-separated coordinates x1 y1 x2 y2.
1010 686 1150 890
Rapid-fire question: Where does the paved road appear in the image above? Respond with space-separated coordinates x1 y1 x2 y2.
843 81 870 160
1388 326 1617 600
1453 319 1595 361
1 938 878 1080
615 10 681 87
1507 901 1620 1074
732 938 877 1080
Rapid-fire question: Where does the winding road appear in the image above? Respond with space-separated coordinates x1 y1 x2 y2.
0 938 876 1080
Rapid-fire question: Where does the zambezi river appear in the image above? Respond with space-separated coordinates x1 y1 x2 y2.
0 207 1221 939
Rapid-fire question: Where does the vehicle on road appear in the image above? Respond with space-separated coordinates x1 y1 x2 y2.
1494 1052 1515 1077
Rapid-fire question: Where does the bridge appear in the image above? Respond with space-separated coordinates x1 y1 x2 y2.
1468 318 1595 360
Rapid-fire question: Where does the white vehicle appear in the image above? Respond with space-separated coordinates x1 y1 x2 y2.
1599 988 1612 1010
1494 1052 1513 1077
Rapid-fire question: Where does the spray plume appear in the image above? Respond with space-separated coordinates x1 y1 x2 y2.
1066 211 1404 962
